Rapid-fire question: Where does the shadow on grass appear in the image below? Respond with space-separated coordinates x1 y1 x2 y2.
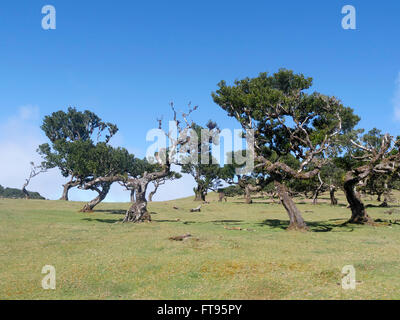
212 220 244 223
91 209 126 215
231 201 277 205
82 218 122 224
365 204 400 209
257 219 354 232
177 219 245 226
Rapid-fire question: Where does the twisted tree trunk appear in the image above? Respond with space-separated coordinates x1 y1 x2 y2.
244 184 253 204
123 183 151 222
239 178 261 204
329 185 338 206
148 190 156 202
194 186 206 201
80 182 111 212
343 173 373 224
312 174 324 205
275 181 308 230
59 179 80 201
60 184 71 201
123 165 172 223
22 185 30 200
380 182 389 207
22 162 47 200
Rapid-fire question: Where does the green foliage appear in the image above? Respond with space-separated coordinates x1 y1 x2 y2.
64 141 136 182
41 107 118 143
38 107 119 177
212 69 360 178
128 157 161 178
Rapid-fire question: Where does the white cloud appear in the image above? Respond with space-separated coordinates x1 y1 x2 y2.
0 107 197 203
394 72 400 121
19 105 40 121
0 106 66 200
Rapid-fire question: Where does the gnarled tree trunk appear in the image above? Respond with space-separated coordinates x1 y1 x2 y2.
59 179 80 201
312 173 324 205
194 186 206 201
149 179 166 202
22 185 30 200
329 185 338 206
218 191 225 202
148 190 156 202
275 181 308 230
122 162 173 223
239 179 261 204
343 173 373 224
379 182 389 207
80 182 111 212
123 183 151 223
244 184 253 204
60 184 71 201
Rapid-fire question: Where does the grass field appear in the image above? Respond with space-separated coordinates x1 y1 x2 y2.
1 192 400 300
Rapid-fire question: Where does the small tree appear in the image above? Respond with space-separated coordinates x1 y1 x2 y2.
181 121 226 201
22 162 48 199
343 132 400 224
148 171 182 202
221 150 267 204
212 69 359 230
218 185 244 201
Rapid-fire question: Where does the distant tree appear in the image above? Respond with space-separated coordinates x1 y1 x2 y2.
212 69 359 230
237 176 264 204
22 162 48 199
218 185 243 202
38 107 118 201
148 171 182 202
220 149 269 204
287 160 346 206
359 171 400 205
343 130 400 223
318 160 346 206
181 121 227 201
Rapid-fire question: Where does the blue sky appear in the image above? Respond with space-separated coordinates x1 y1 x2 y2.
0 0 399 201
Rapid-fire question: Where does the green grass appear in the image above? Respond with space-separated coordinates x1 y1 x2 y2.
1 191 400 300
